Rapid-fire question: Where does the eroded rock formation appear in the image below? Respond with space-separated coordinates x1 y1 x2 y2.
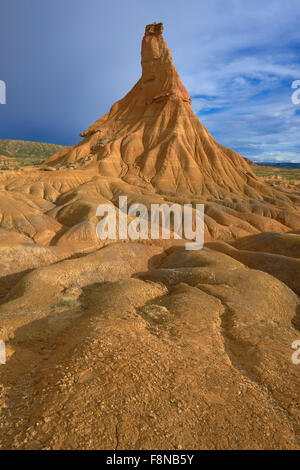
0 23 299 450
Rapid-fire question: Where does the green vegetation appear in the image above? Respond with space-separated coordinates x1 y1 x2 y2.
0 139 68 166
254 169 300 180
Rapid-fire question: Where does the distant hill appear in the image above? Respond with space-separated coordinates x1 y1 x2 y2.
255 162 300 170
0 139 68 164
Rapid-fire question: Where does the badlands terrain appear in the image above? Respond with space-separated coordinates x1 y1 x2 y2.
0 23 299 450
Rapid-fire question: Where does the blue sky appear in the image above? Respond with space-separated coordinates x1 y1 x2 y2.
1 0 300 162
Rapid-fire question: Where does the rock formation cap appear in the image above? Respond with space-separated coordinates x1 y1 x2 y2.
145 22 163 36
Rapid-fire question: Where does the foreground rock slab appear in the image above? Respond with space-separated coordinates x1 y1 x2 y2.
0 243 299 450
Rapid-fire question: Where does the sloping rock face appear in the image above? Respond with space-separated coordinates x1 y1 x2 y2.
0 23 299 450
